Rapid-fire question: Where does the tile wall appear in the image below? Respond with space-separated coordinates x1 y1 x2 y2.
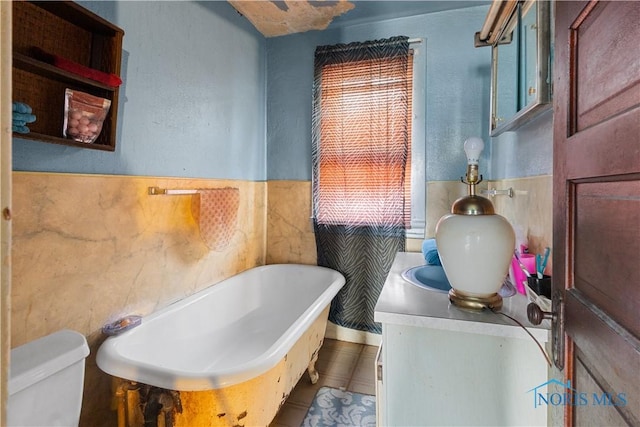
266 180 316 265
490 175 554 268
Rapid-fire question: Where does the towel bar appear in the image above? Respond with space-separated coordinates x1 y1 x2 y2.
481 187 514 198
148 186 198 196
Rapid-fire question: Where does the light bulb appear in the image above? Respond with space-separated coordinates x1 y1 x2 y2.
463 137 484 165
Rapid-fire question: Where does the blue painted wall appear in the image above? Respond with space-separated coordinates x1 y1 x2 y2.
13 1 551 181
266 5 494 182
491 109 553 179
13 1 267 181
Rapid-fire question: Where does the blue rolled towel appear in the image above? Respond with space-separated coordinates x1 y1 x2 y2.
13 112 36 124
12 124 30 134
12 102 32 114
421 238 442 266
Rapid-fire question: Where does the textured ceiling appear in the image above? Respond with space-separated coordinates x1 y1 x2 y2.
228 1 355 37
229 1 490 38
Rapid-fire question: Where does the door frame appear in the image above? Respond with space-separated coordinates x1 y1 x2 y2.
0 1 12 424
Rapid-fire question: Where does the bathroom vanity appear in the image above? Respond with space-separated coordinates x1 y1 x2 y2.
374 252 550 426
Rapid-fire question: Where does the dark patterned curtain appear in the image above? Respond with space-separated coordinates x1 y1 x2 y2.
312 36 411 334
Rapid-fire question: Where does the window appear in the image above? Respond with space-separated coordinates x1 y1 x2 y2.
312 38 425 236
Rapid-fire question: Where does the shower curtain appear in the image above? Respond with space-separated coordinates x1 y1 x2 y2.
312 36 410 334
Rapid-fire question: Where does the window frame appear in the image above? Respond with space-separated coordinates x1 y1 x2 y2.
407 43 426 239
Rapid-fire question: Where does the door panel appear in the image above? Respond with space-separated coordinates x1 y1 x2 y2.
574 359 630 427
574 180 640 336
566 292 640 415
554 1 640 426
566 110 640 178
573 1 640 131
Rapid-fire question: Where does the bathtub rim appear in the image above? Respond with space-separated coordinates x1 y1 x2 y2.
96 264 345 391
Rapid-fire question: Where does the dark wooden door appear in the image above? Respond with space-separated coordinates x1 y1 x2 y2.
553 1 640 426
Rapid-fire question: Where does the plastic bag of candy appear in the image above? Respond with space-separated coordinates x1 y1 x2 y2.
63 88 111 144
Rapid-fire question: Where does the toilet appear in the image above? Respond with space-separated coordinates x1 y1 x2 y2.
8 329 90 427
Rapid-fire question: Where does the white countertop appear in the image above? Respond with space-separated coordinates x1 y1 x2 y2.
374 252 550 342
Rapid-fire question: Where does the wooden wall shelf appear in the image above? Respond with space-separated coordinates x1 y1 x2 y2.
12 1 124 151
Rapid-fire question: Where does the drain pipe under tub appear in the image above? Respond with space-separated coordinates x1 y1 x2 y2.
113 378 140 427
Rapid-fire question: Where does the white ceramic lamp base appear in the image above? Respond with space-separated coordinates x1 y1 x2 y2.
436 212 515 310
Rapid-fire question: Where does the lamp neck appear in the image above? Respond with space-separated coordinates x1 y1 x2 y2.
451 163 495 215
464 164 482 190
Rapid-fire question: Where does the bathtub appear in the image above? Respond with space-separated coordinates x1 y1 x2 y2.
97 264 345 426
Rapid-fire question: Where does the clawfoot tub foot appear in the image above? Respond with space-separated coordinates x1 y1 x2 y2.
307 351 320 384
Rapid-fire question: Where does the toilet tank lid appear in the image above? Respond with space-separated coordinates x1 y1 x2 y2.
9 329 90 395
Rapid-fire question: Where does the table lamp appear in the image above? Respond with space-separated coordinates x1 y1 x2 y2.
435 137 515 311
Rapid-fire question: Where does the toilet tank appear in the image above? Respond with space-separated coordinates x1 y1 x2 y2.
8 329 90 427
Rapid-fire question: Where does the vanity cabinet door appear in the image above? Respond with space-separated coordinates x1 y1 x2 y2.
380 324 547 426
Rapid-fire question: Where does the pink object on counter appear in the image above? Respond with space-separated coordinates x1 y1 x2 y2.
520 253 537 274
511 258 527 294
510 254 536 295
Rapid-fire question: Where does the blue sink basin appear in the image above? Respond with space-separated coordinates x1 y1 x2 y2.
401 265 516 297
402 265 452 292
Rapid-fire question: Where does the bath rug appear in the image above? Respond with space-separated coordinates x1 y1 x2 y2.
301 386 376 427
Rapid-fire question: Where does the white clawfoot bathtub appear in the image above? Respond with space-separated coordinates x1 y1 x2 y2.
97 264 345 426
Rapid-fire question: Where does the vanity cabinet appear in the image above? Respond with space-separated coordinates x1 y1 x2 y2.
12 1 124 151
375 252 549 426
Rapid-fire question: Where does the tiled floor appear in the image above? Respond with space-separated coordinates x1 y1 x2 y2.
270 338 378 427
